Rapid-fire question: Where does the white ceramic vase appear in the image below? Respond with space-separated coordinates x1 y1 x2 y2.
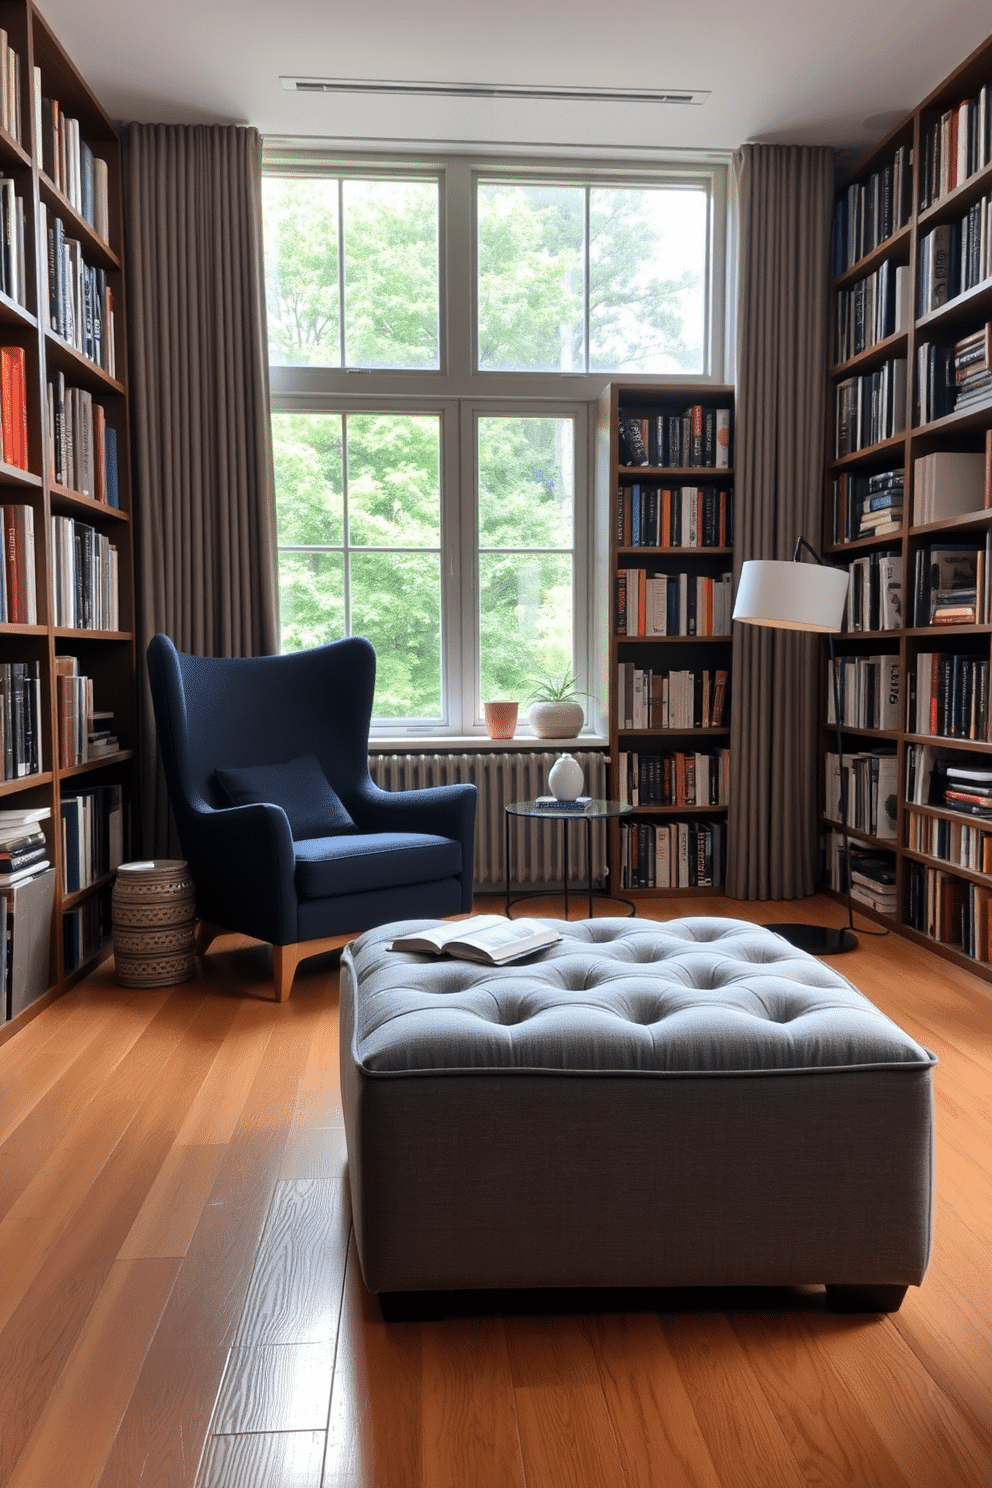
548 753 584 801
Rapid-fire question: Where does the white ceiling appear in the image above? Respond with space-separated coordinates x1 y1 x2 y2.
34 0 992 165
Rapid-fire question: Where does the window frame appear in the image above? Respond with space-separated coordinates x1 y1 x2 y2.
264 147 732 739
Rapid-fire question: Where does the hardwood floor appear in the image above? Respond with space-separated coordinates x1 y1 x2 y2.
0 895 988 1487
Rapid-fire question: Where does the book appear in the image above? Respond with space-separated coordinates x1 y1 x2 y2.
389 915 561 966
533 796 592 810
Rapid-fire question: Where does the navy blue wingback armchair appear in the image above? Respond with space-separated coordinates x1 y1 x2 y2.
146 634 477 999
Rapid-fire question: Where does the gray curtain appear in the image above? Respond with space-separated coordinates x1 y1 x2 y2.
726 143 834 900
123 124 279 856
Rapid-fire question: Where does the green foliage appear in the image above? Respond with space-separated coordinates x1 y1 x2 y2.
525 667 592 704
266 174 708 716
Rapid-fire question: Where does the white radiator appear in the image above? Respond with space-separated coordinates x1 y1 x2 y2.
368 750 609 887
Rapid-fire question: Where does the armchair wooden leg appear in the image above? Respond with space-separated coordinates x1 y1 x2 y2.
272 935 351 1002
194 921 225 957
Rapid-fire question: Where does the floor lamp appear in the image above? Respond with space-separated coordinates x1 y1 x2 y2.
732 537 859 954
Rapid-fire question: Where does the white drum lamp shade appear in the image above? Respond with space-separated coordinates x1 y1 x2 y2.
733 559 849 633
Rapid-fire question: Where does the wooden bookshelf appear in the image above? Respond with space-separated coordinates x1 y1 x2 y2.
0 0 134 1040
597 382 734 897
823 31 992 981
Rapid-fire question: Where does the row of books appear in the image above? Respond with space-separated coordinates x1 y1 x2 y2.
616 484 733 550
617 407 732 470
919 85 992 211
918 195 992 316
824 835 897 916
0 503 36 623
0 345 28 470
50 515 120 631
32 72 110 242
906 807 992 874
833 258 910 366
907 749 992 818
60 782 124 894
0 31 23 146
56 656 117 769
912 445 991 525
39 204 116 376
910 539 990 627
46 373 121 503
834 358 907 458
619 818 725 890
615 570 733 638
0 661 42 779
908 651 990 740
915 327 991 425
831 469 903 543
831 146 913 276
905 860 991 960
827 654 900 731
616 664 728 731
824 750 898 840
842 550 902 631
62 883 113 974
0 180 26 307
617 749 730 809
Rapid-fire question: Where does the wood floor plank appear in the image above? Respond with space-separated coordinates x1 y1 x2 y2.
234 1179 348 1347
117 1143 228 1260
422 1318 526 1488
5 1257 179 1488
588 1312 724 1488
323 1236 423 1488
198 1432 325 1488
212 1344 335 1433
792 1307 990 1487
727 1303 914 1488
173 999 276 1147
0 996 241 1483
95 1344 231 1488
97 1022 319 1488
513 1379 626 1488
293 978 343 1130
278 1125 347 1181
662 1306 807 1488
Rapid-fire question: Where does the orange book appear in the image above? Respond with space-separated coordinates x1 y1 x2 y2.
0 346 27 470
636 570 646 637
660 488 672 546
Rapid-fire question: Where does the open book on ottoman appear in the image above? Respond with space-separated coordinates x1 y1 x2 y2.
390 914 560 965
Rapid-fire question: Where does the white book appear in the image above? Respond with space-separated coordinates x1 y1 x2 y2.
390 915 560 966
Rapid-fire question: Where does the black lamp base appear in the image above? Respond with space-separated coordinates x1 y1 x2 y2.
763 923 858 955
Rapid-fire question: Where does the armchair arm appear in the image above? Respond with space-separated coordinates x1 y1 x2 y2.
178 800 300 946
353 779 477 911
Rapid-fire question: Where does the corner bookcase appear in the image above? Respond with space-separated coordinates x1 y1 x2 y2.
597 382 735 899
0 0 134 1040
823 31 992 981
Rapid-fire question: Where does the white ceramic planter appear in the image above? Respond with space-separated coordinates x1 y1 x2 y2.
528 700 584 739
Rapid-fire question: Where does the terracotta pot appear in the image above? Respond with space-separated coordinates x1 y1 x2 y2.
528 700 584 739
483 700 518 739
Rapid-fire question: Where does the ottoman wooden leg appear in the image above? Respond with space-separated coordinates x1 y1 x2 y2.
825 1284 908 1313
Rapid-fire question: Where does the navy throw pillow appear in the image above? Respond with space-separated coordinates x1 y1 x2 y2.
213 754 355 840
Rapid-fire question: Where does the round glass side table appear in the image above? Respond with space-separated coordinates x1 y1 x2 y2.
504 798 635 919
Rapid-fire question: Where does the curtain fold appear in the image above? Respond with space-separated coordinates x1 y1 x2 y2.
726 143 834 900
123 124 279 856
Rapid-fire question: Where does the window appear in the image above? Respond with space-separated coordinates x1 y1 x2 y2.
263 153 728 734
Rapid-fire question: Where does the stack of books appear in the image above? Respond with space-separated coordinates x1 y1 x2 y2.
847 847 898 916
953 324 992 411
0 807 50 888
937 761 992 816
832 469 904 542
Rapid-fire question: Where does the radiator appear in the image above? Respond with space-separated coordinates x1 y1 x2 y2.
368 750 609 887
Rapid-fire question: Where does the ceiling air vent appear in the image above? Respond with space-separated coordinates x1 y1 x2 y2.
281 78 709 106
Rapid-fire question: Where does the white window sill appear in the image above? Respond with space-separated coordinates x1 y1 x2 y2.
368 734 609 752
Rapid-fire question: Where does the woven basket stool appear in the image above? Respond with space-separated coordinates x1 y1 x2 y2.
112 859 196 987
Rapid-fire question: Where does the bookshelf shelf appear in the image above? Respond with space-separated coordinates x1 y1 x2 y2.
0 2 134 1033
831 329 910 379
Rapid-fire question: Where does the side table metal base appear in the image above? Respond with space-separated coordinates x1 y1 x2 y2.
504 800 636 921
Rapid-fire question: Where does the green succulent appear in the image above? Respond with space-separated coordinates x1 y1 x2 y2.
526 668 592 704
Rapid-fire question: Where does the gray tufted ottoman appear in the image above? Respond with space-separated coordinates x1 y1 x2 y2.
339 916 936 1314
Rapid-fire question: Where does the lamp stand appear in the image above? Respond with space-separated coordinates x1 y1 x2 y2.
762 633 857 955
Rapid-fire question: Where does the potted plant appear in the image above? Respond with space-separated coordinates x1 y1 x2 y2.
526 669 591 739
